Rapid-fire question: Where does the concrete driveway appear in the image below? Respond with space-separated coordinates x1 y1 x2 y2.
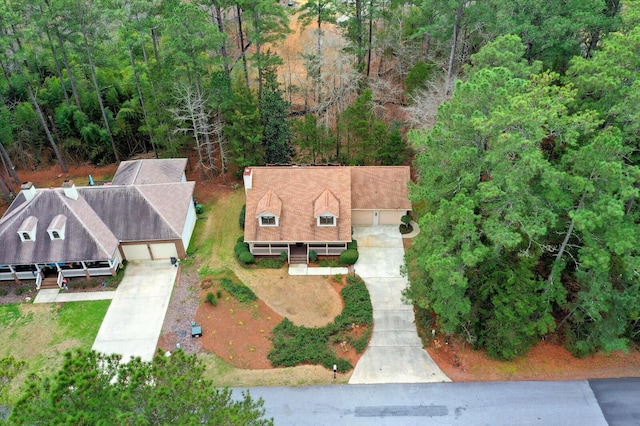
92 260 178 362
349 226 450 384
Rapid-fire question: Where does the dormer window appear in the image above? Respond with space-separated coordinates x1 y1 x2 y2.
318 215 336 226
314 190 339 227
18 215 37 242
256 190 282 227
260 215 278 226
47 214 67 240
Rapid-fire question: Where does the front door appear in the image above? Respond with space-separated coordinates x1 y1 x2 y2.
373 210 380 226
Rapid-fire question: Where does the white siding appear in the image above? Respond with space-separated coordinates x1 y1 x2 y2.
181 201 197 253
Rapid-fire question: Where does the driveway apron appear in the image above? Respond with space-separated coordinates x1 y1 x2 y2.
348 226 450 384
92 260 178 362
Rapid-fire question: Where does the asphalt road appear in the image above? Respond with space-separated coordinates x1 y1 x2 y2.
238 378 640 426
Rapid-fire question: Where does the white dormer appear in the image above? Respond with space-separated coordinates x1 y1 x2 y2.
47 214 67 240
21 182 37 202
18 215 38 242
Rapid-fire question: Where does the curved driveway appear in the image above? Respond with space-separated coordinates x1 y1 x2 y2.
349 226 449 384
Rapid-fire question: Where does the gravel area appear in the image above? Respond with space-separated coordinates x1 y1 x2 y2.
156 266 203 354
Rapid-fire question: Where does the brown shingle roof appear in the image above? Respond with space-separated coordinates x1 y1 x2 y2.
314 190 340 217
350 166 412 210
243 165 412 244
244 166 352 243
256 190 282 217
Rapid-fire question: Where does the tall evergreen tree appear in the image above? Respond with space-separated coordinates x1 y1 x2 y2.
260 68 293 164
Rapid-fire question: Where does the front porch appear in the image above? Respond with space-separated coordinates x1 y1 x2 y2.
0 259 121 289
249 242 348 264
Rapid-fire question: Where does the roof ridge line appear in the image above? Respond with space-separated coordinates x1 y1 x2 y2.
55 190 115 258
134 186 181 237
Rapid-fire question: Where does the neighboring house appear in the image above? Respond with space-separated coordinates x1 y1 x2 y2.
243 165 411 263
0 159 197 287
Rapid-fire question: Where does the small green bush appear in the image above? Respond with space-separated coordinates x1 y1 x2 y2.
279 251 288 261
220 277 257 303
0 287 9 296
15 287 25 295
237 235 245 243
339 249 359 265
347 240 357 250
238 251 255 264
401 215 411 225
308 250 318 262
205 292 218 306
318 258 341 267
239 204 246 229
216 290 222 299
256 258 284 269
234 241 249 256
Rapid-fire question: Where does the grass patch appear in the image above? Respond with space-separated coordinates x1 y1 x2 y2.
53 300 111 347
0 300 110 404
268 275 373 372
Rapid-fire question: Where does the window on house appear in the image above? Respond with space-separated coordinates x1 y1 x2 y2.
261 216 276 226
52 231 60 239
319 215 335 226
22 232 31 241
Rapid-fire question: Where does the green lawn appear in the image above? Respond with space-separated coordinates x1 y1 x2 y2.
0 300 110 403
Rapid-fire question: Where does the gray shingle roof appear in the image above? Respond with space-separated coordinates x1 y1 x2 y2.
0 189 119 264
0 159 195 266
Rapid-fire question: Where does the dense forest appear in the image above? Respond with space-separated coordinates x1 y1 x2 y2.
0 0 638 359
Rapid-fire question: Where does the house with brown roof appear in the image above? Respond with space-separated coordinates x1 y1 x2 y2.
243 166 411 263
0 159 197 287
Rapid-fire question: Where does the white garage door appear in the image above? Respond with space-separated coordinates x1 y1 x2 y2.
380 210 403 225
122 244 152 260
150 243 178 259
352 210 374 225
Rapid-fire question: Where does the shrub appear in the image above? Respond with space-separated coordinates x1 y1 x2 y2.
15 286 25 295
220 277 257 303
339 249 359 265
268 274 372 372
279 251 288 261
234 241 249 256
237 235 245 243
205 292 218 306
238 251 255 264
256 258 284 268
347 240 357 250
239 204 246 229
401 215 411 225
318 258 341 267
308 250 318 262
0 287 9 296
216 290 222 299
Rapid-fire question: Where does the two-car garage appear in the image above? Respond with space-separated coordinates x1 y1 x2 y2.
351 210 407 226
121 242 179 261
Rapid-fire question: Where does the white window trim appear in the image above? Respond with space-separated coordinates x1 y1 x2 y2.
259 214 279 227
317 214 336 227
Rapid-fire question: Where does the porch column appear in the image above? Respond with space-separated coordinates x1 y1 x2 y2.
8 265 19 283
81 261 91 279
